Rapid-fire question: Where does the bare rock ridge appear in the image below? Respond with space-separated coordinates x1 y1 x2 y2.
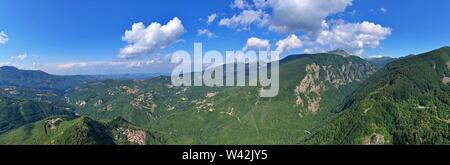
294 61 376 113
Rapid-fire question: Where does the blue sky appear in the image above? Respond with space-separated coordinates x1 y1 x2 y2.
0 0 449 75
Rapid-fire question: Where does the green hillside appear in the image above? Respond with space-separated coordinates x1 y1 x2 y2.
0 115 161 145
0 96 74 133
367 57 397 68
306 47 450 145
5 47 447 145
68 53 377 144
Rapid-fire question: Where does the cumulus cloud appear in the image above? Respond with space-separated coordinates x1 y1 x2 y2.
275 34 302 55
269 0 353 33
219 9 269 29
207 13 217 25
197 29 214 37
231 0 251 9
243 37 270 51
119 17 185 58
303 20 392 56
218 1 390 56
0 31 8 44
220 0 353 34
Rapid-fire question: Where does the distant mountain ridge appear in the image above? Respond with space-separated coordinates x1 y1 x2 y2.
0 66 163 94
328 49 352 57
0 66 87 94
366 56 396 68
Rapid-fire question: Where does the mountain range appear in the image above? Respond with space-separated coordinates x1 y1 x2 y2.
0 47 448 145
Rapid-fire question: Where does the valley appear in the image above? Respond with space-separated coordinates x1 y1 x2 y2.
0 47 448 145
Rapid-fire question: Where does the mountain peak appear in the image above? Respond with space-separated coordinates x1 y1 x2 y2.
0 66 19 72
328 49 351 57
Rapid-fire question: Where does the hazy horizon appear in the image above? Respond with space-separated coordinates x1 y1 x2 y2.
1 0 449 75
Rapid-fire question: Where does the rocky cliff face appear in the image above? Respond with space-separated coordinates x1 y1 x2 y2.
295 61 376 113
444 61 450 84
295 63 324 113
305 47 450 145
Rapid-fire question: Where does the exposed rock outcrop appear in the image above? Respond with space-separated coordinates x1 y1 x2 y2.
118 128 146 145
363 133 385 145
295 62 376 114
295 63 325 113
442 76 450 85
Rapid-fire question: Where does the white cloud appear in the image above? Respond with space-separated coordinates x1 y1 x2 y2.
269 0 353 33
243 37 270 51
231 0 251 9
57 62 88 70
119 17 185 58
11 53 28 60
32 62 43 69
253 0 271 9
219 9 269 29
0 31 8 44
304 20 392 56
17 53 28 60
220 0 353 34
125 60 157 68
275 34 302 55
217 1 391 56
57 59 160 70
368 55 385 59
207 13 217 24
197 29 214 37
0 61 13 67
